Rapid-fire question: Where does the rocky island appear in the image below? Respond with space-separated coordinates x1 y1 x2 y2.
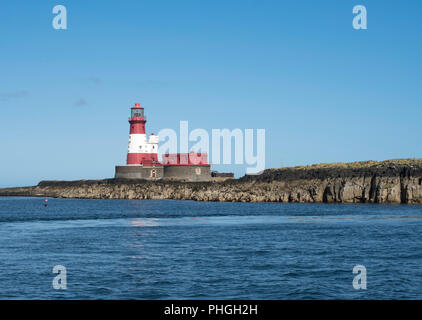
1 159 422 204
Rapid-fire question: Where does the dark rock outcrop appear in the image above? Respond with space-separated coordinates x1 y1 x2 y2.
1 159 422 204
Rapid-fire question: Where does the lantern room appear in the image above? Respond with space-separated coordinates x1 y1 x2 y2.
130 103 144 119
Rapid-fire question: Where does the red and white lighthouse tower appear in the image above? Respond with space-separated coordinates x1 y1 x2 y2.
126 103 159 165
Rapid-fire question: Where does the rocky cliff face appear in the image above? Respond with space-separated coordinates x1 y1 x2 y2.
1 160 422 204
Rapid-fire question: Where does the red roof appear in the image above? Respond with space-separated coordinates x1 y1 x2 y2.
131 103 143 109
162 152 209 165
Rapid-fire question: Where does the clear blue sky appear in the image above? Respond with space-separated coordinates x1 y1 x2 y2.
1 0 421 187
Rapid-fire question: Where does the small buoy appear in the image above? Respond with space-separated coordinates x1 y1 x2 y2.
44 199 48 207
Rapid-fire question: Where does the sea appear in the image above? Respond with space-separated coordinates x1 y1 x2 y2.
0 197 421 299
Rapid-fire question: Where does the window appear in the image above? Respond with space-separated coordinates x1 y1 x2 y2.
131 109 144 118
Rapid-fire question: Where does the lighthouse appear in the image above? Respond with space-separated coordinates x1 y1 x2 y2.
126 103 159 165
115 102 213 181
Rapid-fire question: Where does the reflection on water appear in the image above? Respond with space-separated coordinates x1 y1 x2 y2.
129 214 422 227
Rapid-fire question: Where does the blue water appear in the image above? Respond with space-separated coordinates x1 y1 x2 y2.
0 197 421 299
